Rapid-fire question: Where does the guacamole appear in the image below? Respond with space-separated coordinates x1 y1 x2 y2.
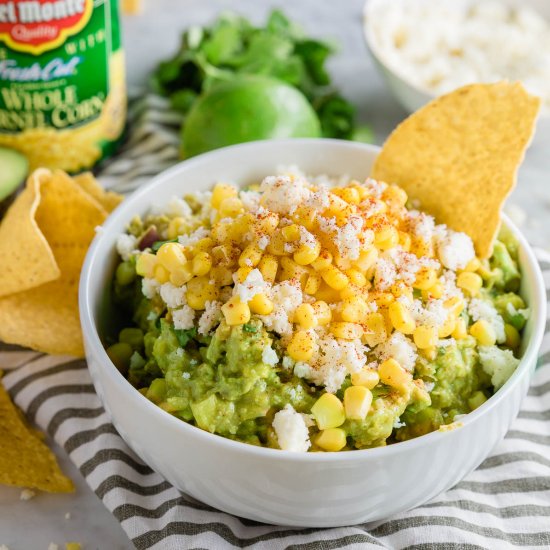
106 173 527 452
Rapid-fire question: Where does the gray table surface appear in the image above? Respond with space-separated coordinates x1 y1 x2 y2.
1 1 548 548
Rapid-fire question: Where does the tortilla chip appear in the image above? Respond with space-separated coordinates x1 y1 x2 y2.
73 172 124 213
0 171 60 298
371 82 540 258
0 381 74 492
0 170 108 356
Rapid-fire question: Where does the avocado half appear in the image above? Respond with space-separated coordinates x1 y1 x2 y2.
0 147 28 218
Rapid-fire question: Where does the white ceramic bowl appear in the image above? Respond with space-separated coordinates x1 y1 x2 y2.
362 0 550 147
80 139 546 527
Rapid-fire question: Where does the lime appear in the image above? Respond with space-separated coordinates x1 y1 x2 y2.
182 75 321 157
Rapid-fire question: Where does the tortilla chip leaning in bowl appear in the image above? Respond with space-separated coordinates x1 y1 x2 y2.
372 81 540 258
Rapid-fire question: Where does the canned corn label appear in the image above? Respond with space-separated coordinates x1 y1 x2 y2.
0 0 126 172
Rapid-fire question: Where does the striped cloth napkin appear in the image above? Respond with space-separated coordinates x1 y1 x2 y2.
2 96 550 549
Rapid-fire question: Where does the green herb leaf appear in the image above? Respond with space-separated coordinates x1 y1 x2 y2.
243 323 258 333
174 327 198 347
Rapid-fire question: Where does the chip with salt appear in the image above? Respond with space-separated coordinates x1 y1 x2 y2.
0 169 113 356
371 82 540 258
0 381 73 492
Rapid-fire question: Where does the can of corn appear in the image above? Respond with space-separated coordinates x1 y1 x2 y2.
0 0 126 172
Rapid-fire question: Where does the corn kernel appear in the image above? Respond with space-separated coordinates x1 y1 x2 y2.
330 321 363 340
374 225 399 250
210 266 233 286
457 272 483 296
193 237 215 253
156 242 187 272
379 358 412 390
383 185 408 207
311 249 333 271
438 314 456 338
211 183 237 209
136 252 157 278
235 266 253 284
463 258 481 272
468 391 488 411
239 243 262 268
291 205 316 230
421 346 437 361
249 293 274 315
504 323 520 349
354 247 378 272
212 244 239 266
345 268 367 288
413 267 437 290
170 264 193 286
452 317 468 339
362 312 387 347
398 231 412 251
344 386 373 420
312 301 332 325
391 282 413 302
304 272 322 295
258 254 278 283
167 217 187 240
372 292 395 307
333 252 352 271
287 330 316 362
211 222 229 244
281 223 301 241
315 428 347 452
413 325 438 349
314 282 342 303
151 263 169 283
279 256 309 287
294 303 318 329
339 186 361 204
294 240 321 266
192 251 212 276
444 296 465 316
389 301 416 334
422 281 444 300
351 368 380 389
470 319 497 346
341 296 369 323
410 237 435 258
221 296 251 326
219 197 244 218
321 265 349 290
339 284 365 301
311 393 346 429
266 231 287 256
187 276 219 310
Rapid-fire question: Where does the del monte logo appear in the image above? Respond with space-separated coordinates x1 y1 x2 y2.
0 0 93 55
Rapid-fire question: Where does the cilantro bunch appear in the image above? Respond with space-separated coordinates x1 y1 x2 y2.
152 10 371 141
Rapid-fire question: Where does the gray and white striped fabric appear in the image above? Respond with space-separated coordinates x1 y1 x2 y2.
2 97 550 549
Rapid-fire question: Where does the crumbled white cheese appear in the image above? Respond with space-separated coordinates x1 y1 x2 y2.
438 338 456 348
436 228 475 270
468 298 506 343
178 226 210 247
240 190 262 212
318 215 364 260
424 381 435 392
260 175 312 215
299 226 317 249
305 186 331 210
360 196 387 218
234 269 270 303
182 371 191 379
160 283 187 309
478 346 520 390
374 257 397 290
257 235 270 250
393 418 406 429
19 489 36 501
410 298 448 329
294 336 367 393
175 348 184 357
375 332 417 372
152 195 192 218
272 404 311 452
141 277 160 299
262 345 279 366
440 270 464 300
362 177 387 197
116 234 138 261
282 356 295 370
172 306 195 330
259 280 303 336
198 301 222 335
388 248 422 285
406 210 436 243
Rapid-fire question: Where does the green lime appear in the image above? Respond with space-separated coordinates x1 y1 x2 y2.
182 75 321 157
